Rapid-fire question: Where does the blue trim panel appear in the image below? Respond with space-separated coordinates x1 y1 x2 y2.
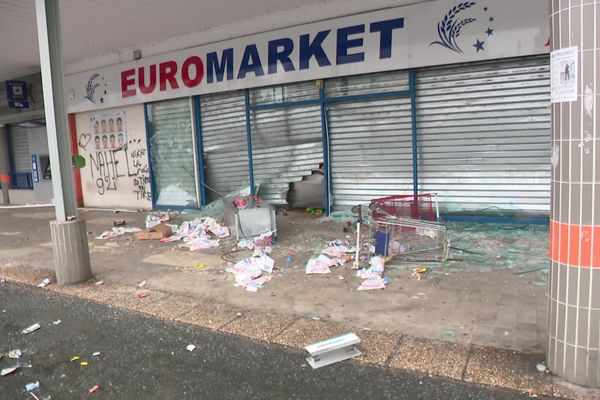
143 104 158 207
193 96 207 207
5 125 15 174
248 89 411 112
244 89 256 195
250 98 321 111
441 214 550 225
408 69 418 199
319 86 331 215
325 90 411 104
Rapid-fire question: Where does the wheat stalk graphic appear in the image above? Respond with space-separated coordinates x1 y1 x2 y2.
84 73 100 104
430 2 477 53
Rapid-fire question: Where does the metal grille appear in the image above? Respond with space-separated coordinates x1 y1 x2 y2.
416 56 551 215
249 82 323 204
9 125 31 173
148 98 198 207
328 70 412 210
200 90 249 202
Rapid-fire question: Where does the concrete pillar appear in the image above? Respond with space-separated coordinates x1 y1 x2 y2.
35 0 91 284
0 127 10 204
547 0 600 387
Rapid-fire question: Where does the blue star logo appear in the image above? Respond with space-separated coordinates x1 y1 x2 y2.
473 39 485 52
486 27 494 36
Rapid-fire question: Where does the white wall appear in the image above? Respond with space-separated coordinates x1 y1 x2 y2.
27 127 53 204
75 104 152 210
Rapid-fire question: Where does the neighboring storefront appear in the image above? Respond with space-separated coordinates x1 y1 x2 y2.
65 0 551 216
0 74 54 204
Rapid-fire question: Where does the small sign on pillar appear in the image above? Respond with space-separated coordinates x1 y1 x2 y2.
32 155 39 183
551 46 578 103
6 81 30 109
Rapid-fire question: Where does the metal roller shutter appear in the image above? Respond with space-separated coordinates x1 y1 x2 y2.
249 82 323 204
147 98 198 208
200 91 249 202
416 56 551 215
328 71 413 210
10 125 31 173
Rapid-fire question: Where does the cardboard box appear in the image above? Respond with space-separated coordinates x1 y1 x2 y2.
136 223 172 240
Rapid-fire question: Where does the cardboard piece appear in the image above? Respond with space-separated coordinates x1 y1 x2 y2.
136 223 172 240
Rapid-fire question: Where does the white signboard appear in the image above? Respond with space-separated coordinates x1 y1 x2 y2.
551 47 578 103
66 0 549 113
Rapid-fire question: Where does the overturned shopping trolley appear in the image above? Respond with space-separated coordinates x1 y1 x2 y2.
355 194 449 264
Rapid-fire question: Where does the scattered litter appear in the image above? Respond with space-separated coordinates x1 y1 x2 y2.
22 323 41 334
193 263 207 270
25 381 40 391
136 280 146 288
146 211 170 229
186 344 196 352
96 227 142 239
237 239 254 250
411 266 428 280
80 361 88 367
136 223 172 240
226 255 275 291
8 349 21 359
0 278 5 283
1 366 19 376
306 255 344 275
92 352 101 357
311 316 321 321
304 333 361 369
536 363 546 373
243 275 273 292
137 292 150 299
337 275 344 280
52 319 61 325
321 245 355 258
113 219 126 226
70 356 80 362
89 384 100 393
516 266 548 275
357 276 387 291
37 278 51 288
441 330 455 341
188 236 220 251
94 281 104 286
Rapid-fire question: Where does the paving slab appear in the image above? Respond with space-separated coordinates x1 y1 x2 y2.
176 300 243 330
137 293 199 320
464 345 554 397
388 336 469 380
219 310 298 342
271 318 350 349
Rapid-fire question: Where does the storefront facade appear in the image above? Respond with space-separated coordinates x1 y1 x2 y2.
64 0 551 216
0 74 55 205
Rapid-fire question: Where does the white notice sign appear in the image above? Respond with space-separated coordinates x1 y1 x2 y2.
551 47 578 103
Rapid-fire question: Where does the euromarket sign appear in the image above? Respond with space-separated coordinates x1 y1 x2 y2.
66 0 549 113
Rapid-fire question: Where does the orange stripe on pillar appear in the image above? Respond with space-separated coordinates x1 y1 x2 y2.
550 220 600 268
0 174 10 184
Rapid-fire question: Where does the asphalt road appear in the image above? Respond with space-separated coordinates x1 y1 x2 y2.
0 283 551 400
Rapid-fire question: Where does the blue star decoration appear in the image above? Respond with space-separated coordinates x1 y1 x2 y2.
100 97 104 104
486 27 494 36
473 39 485 52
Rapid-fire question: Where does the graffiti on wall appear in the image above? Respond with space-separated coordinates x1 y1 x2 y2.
78 111 151 202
